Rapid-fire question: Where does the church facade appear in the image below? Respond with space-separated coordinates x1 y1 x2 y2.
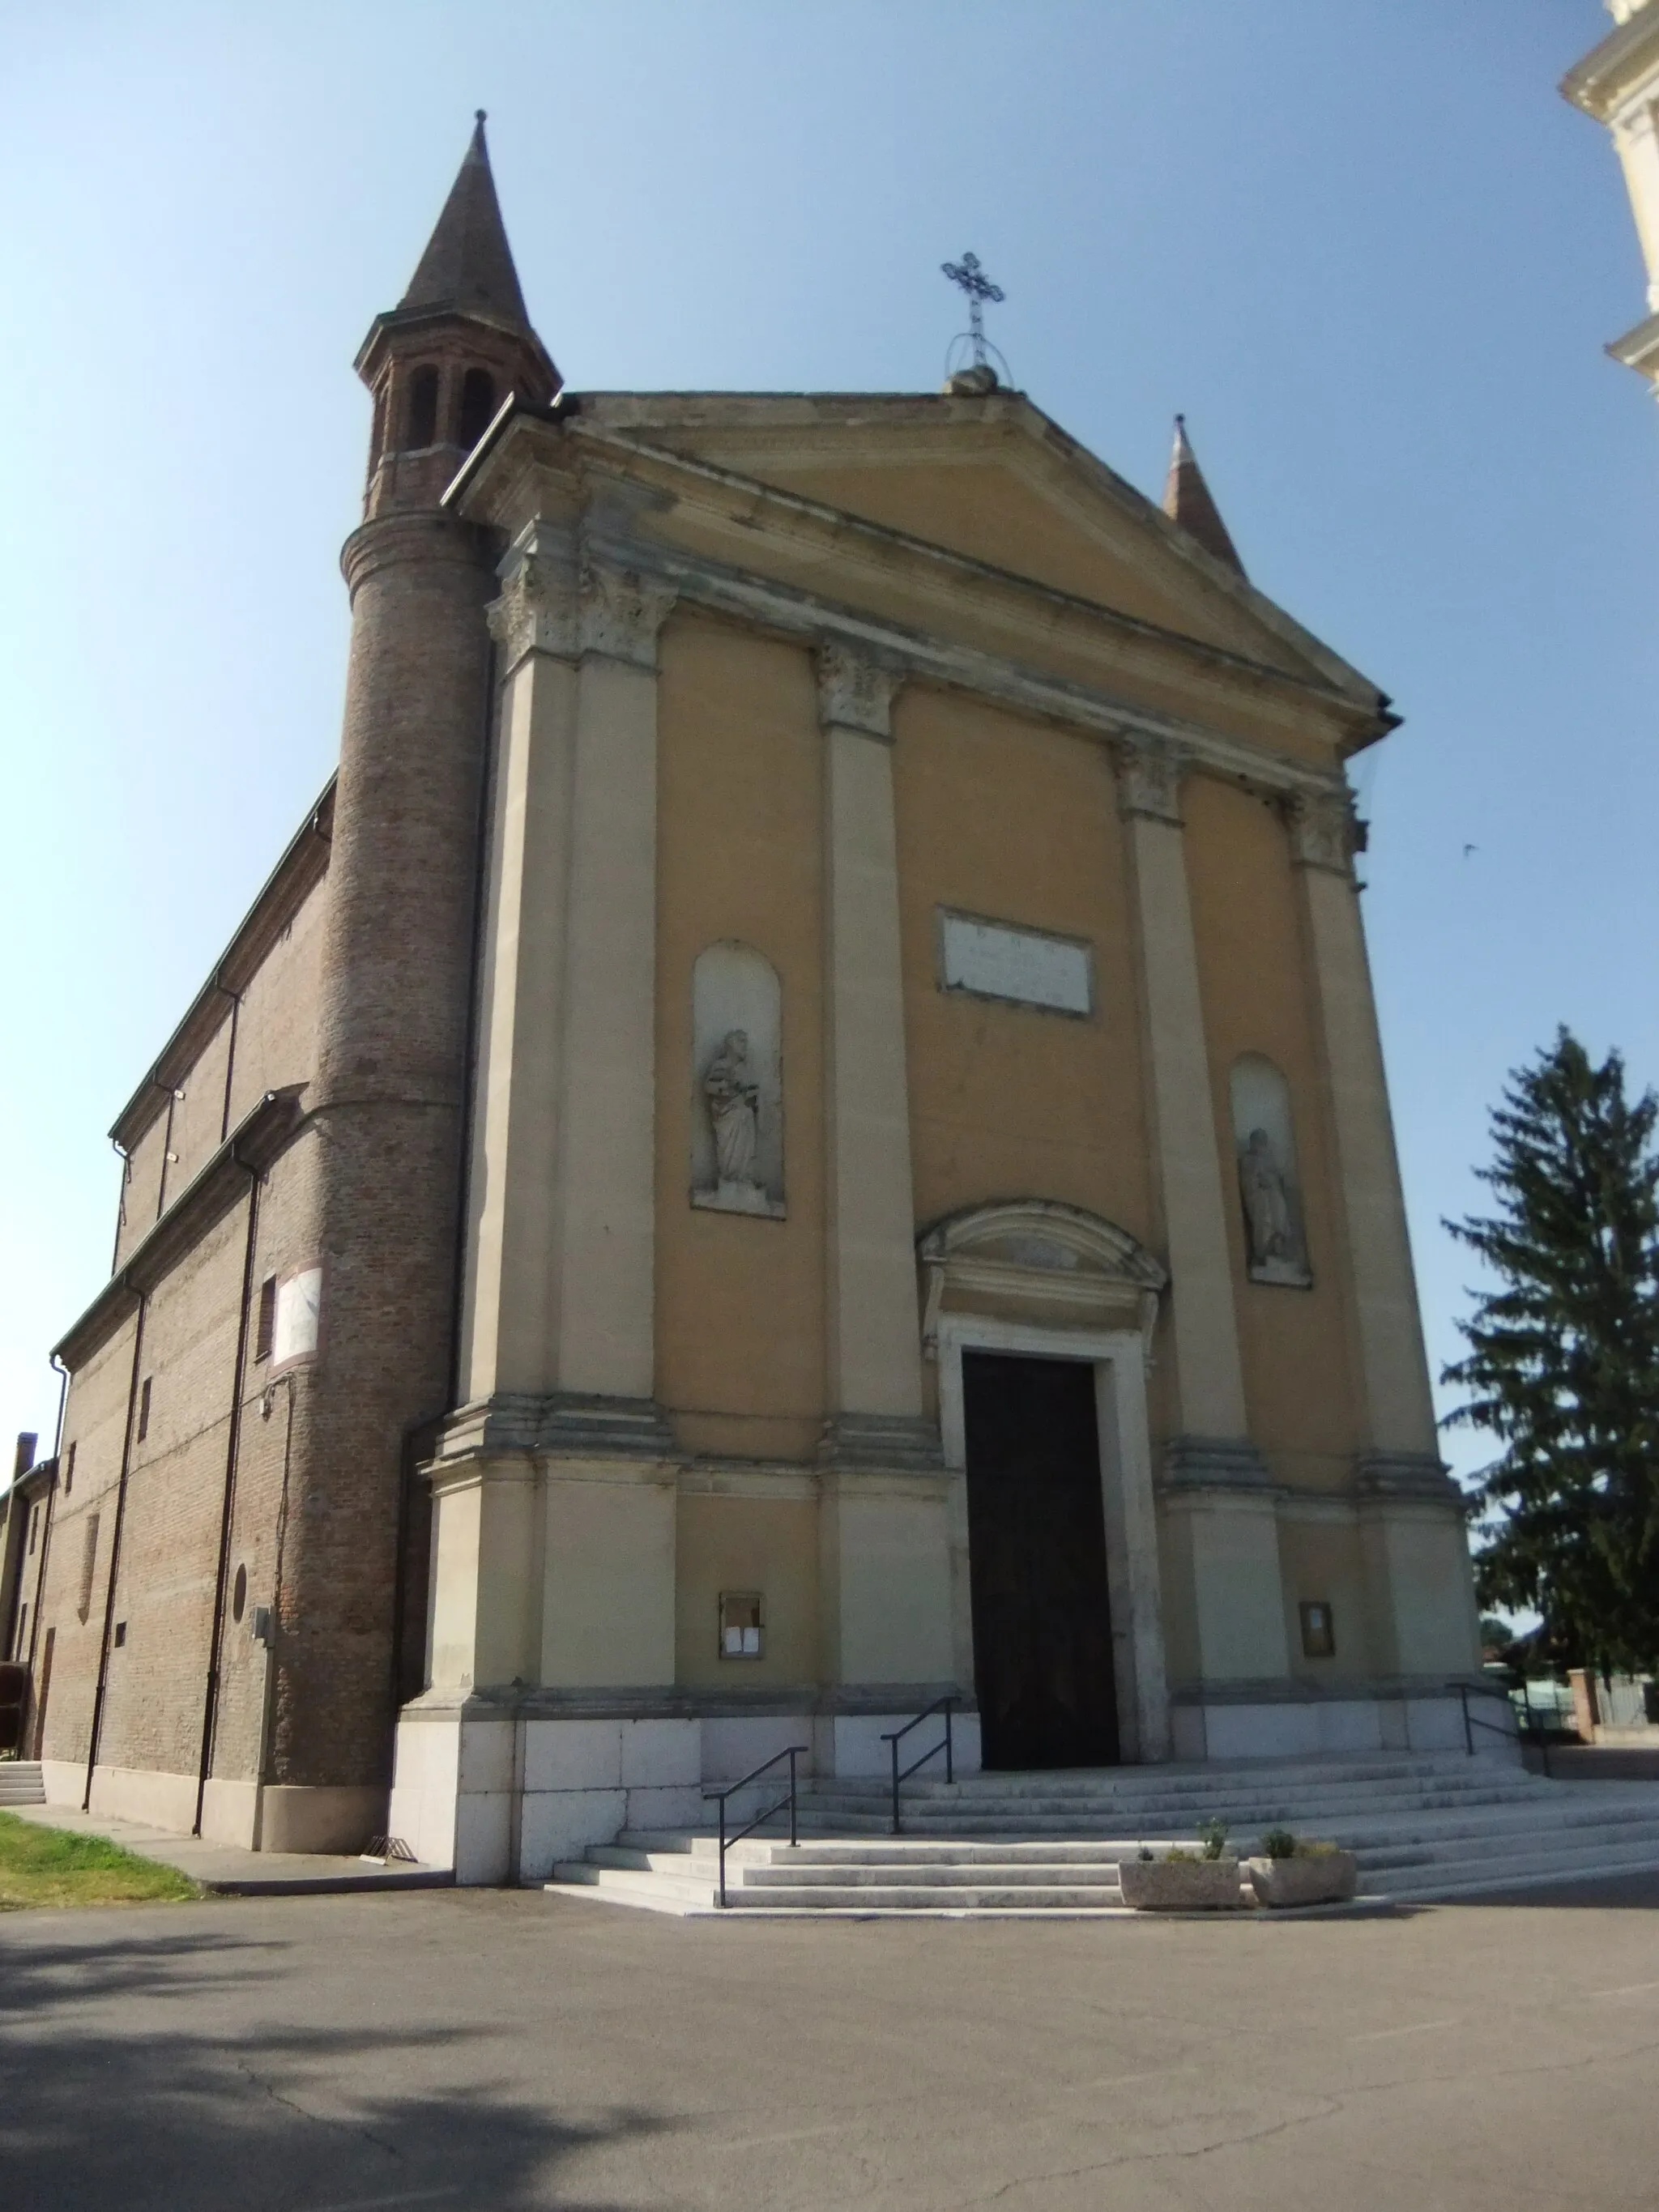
13 122 1483 1879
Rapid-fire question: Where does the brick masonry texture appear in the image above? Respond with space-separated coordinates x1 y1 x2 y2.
269 508 493 1789
40 507 495 1802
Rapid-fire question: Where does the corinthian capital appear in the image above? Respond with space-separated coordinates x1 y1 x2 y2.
816 639 899 739
1286 786 1362 877
579 562 676 668
487 525 579 670
1113 738 1189 825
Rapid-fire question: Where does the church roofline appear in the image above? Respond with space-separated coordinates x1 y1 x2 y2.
454 397 1397 747
109 778 335 1157
1562 4 1659 116
452 385 1390 719
58 1088 309 1371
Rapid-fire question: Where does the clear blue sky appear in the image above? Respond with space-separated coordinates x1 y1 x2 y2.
2 2 1653 1490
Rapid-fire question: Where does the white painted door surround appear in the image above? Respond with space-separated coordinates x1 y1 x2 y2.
919 1200 1171 1764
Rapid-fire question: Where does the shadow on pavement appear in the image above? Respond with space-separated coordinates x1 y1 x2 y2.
1424 1869 1659 1911
0 1918 678 2212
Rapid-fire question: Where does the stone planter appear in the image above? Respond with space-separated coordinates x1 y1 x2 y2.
1246 1852 1358 1908
1118 1856 1244 1912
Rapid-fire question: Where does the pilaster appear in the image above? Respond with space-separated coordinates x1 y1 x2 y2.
1115 740 1255 1451
1288 786 1439 1464
463 524 675 1408
554 560 676 1397
816 641 928 1436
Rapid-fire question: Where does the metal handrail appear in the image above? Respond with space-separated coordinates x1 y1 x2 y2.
702 1743 808 1908
881 1695 957 1836
1452 1677 1549 1776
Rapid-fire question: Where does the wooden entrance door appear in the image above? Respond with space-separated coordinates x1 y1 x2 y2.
962 1350 1120 1770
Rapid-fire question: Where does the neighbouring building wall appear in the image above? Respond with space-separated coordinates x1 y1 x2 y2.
1563 0 1659 389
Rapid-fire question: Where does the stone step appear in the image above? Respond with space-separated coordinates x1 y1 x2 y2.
805 1753 1514 1801
0 1762 45 1805
733 1882 1141 1912
743 1859 1126 1890
799 1762 1535 1800
1371 1829 1659 1899
787 1796 1539 1831
621 1833 1168 1866
804 1772 1555 1808
552 1860 719 1910
1347 1807 1659 1860
547 1761 1659 1920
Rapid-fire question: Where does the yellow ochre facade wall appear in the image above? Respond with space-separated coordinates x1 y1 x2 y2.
374 392 1486 1877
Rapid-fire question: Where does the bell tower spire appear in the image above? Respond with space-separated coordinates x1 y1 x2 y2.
355 113 560 518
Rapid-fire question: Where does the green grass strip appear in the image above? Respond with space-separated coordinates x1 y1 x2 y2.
0 1811 203 1910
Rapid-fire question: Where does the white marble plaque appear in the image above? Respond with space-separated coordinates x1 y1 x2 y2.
938 911 1093 1016
273 1267 322 1364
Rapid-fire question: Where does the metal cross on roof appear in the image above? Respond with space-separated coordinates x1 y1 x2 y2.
941 252 1005 369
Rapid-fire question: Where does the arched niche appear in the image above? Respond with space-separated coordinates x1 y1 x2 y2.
1230 1054 1311 1287
689 942 785 1219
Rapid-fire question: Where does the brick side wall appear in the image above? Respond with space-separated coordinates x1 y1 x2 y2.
35 1317 143 1768
109 871 329 1273
87 1202 250 1780
266 507 494 1791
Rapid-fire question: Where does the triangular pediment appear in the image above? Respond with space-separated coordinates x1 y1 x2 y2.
583 393 1380 710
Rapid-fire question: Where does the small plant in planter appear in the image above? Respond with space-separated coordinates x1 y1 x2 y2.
1119 1821 1243 1912
1247 1830 1358 1907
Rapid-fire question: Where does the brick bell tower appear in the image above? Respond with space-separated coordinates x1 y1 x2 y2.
271 117 558 1841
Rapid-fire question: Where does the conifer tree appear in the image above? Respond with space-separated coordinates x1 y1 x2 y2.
1444 1029 1659 1674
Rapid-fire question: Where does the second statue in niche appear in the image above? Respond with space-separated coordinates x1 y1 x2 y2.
1230 1054 1311 1287
690 943 786 1219
705 1029 761 1191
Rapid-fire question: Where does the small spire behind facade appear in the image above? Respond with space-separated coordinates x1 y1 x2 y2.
399 110 533 333
1162 414 1245 575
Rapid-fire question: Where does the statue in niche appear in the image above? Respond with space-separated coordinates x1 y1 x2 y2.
704 1029 761 1191
1238 1127 1308 1285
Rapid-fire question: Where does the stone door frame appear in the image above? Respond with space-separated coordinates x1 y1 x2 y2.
936 1311 1171 1765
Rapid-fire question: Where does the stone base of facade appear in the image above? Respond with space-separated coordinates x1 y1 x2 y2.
1166 1684 1520 1764
389 1696 986 1884
39 1759 387 1856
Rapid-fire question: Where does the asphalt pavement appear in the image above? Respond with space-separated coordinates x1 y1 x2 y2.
4 1872 1657 2210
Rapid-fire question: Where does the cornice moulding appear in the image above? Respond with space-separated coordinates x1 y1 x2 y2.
1562 10 1659 117
109 782 335 1154
563 390 1386 713
459 413 1391 757
593 526 1350 806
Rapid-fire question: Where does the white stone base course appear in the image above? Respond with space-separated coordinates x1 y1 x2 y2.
390 1707 972 1884
1168 1692 1479 1762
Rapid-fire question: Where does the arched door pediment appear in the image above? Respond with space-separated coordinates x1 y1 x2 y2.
918 1200 1165 1357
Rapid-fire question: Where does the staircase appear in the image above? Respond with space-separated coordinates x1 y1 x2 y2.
0 1762 45 1808
548 1751 1659 1916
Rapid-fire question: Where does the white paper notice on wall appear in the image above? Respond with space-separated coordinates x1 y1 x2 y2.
273 1268 322 1365
938 911 1094 1016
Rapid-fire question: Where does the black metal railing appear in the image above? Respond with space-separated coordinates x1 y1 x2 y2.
881 1695 957 1836
1452 1678 1546 1775
702 1744 808 1908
